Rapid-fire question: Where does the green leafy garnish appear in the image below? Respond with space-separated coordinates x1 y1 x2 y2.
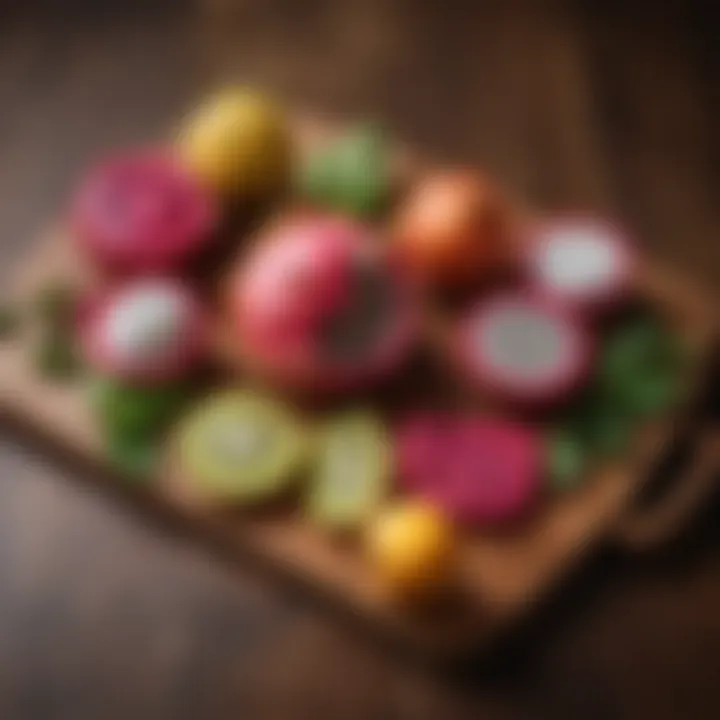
106 431 159 481
597 316 685 418
0 304 21 339
34 282 77 329
299 123 390 219
547 314 686 492
546 428 586 491
34 331 83 381
92 378 191 440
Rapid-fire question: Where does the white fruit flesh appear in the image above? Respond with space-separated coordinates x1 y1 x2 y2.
104 283 188 366
476 303 576 385
535 223 622 298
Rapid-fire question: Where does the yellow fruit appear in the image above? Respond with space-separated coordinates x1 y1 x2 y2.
365 502 456 601
178 88 291 199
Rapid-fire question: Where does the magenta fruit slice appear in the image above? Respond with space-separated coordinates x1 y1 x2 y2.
526 216 635 313
80 278 207 384
232 215 418 393
454 292 592 406
397 415 542 525
72 150 216 275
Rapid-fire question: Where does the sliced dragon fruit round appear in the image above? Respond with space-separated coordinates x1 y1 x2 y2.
229 214 418 393
72 149 217 276
454 292 592 406
526 216 635 312
396 415 542 525
81 278 207 384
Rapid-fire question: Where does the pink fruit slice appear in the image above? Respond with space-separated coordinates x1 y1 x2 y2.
397 415 542 524
526 216 635 312
234 217 354 353
72 150 217 275
454 292 591 406
81 278 207 384
231 214 418 392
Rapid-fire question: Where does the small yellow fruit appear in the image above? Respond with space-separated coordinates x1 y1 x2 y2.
178 88 291 199
365 501 456 601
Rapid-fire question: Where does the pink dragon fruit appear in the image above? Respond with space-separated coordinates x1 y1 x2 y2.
526 215 636 314
229 214 418 393
72 149 217 276
397 414 542 525
453 291 592 407
80 277 207 384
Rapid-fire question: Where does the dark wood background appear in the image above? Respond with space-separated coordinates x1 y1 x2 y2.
0 1 718 718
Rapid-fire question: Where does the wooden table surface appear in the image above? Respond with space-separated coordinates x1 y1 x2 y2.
1 1 718 718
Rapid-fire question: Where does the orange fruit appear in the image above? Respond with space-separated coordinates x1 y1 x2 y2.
365 501 456 601
393 170 509 286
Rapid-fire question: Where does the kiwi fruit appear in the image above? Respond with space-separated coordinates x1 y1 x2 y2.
307 410 390 530
175 390 307 504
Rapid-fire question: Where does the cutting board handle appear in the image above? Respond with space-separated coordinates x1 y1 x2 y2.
610 427 719 552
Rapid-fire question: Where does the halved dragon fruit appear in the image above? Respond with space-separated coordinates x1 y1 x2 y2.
526 216 635 313
229 214 418 393
72 149 217 276
81 278 207 384
454 292 592 406
396 415 542 525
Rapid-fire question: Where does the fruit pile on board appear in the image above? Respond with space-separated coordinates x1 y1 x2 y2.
1 89 688 605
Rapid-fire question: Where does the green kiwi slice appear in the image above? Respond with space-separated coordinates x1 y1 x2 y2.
307 410 390 529
175 390 307 504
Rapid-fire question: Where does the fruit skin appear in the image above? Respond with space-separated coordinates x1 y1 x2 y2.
80 278 207 385
526 215 636 314
228 213 418 393
453 291 593 407
174 390 307 505
72 149 217 276
392 170 510 286
396 415 542 525
299 124 390 219
178 88 291 200
365 501 456 601
307 410 391 530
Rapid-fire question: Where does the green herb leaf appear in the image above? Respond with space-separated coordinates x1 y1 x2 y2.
546 429 586 491
106 431 159 481
0 304 21 339
34 331 83 381
92 377 191 439
299 123 390 219
34 282 77 329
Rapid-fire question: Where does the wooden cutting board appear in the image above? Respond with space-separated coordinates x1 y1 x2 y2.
1 114 717 660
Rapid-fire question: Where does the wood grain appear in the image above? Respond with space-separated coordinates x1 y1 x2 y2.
1 0 719 718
